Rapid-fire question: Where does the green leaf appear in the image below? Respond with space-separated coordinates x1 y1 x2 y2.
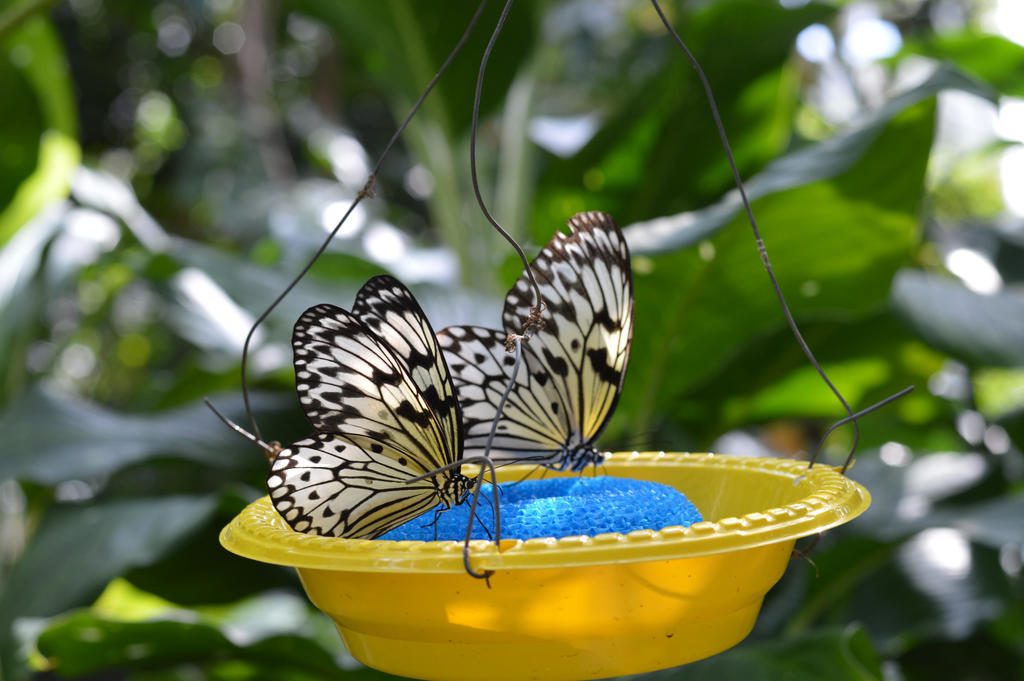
33 601 396 679
846 541 1011 652
937 493 1024 549
0 495 219 677
123 494 296 606
170 239 495 354
629 625 883 681
897 630 1024 681
617 87 938 435
902 31 1024 97
0 496 219 621
35 614 351 679
623 66 993 255
655 310 956 449
535 0 834 231
39 615 233 677
0 40 41 213
721 357 891 425
790 454 1018 652
289 0 538 294
293 0 536 137
0 385 297 485
891 270 1024 368
0 14 79 245
0 202 63 396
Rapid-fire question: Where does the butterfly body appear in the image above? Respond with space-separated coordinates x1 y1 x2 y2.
268 276 472 539
440 211 634 472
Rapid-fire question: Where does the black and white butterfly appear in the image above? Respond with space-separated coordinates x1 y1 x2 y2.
267 275 473 538
439 211 634 471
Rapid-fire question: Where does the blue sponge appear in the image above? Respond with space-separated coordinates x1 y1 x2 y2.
380 476 702 541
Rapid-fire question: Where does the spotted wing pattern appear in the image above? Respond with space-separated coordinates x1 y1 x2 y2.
268 275 467 538
439 211 634 469
439 325 568 462
268 433 453 538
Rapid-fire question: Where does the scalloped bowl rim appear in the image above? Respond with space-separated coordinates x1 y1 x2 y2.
220 452 870 573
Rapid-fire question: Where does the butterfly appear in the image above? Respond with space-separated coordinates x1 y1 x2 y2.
266 275 473 538
438 211 634 471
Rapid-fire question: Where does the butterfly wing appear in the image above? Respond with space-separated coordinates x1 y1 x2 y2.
273 276 466 536
442 211 634 466
267 433 446 538
438 325 569 466
351 275 463 459
503 211 634 444
292 276 460 472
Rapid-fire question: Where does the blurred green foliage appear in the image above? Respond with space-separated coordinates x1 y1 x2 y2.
1 0 1023 680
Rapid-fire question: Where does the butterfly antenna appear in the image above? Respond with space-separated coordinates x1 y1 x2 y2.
237 0 490 442
203 398 281 463
650 0 912 472
472 506 494 542
509 462 545 486
469 0 546 327
481 481 497 519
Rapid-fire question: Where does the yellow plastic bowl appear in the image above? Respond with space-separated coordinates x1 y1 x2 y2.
221 452 869 681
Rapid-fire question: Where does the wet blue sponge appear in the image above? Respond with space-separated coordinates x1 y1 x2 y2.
380 476 702 541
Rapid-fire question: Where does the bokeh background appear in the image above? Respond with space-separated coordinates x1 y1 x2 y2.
1 0 1023 679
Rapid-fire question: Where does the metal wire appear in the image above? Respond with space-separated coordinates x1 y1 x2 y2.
650 0 887 469
468 0 546 322
238 0 491 441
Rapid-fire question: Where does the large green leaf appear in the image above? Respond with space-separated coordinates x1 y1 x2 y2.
845 541 1011 653
34 614 357 679
891 269 1024 368
0 37 42 213
33 594 398 680
0 386 299 485
0 495 219 678
171 238 497 352
33 614 883 681
294 0 535 138
622 66 993 255
902 31 1024 98
615 89 937 435
0 201 63 398
897 630 1024 681
123 493 296 605
929 493 1024 549
627 625 883 681
291 0 537 294
788 452 1018 653
659 310 958 449
0 14 79 245
533 0 834 233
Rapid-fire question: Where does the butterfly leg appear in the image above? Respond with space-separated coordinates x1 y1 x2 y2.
472 506 494 541
430 508 445 542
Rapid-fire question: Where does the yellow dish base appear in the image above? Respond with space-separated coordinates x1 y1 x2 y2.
221 453 870 681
